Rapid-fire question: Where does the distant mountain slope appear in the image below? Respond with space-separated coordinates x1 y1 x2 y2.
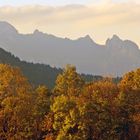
0 21 140 76
0 47 104 88
0 47 62 88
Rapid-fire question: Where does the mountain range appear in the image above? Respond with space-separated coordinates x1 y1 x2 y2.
0 21 140 76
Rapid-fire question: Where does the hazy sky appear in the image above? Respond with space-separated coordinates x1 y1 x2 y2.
0 0 97 6
0 0 123 6
0 0 140 46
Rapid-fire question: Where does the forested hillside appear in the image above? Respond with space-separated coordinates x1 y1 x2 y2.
0 64 139 140
0 47 61 88
0 47 104 88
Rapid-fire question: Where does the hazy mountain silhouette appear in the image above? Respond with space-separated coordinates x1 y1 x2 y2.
0 21 140 76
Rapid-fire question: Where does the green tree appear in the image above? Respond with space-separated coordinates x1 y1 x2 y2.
44 65 84 139
54 65 84 97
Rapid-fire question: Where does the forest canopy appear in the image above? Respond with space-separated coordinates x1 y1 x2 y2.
0 64 139 140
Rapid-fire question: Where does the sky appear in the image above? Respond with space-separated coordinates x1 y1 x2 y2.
0 0 117 6
0 0 140 46
0 0 139 6
0 0 97 6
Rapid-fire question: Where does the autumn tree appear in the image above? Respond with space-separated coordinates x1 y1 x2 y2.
0 64 34 140
33 85 51 139
76 79 119 140
118 69 140 139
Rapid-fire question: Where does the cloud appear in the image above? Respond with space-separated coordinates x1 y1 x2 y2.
0 1 139 46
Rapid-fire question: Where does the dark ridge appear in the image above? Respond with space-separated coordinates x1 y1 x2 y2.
0 47 112 88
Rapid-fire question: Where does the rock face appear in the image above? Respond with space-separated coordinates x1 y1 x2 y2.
0 21 140 76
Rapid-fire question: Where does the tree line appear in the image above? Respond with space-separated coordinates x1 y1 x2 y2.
0 64 139 140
